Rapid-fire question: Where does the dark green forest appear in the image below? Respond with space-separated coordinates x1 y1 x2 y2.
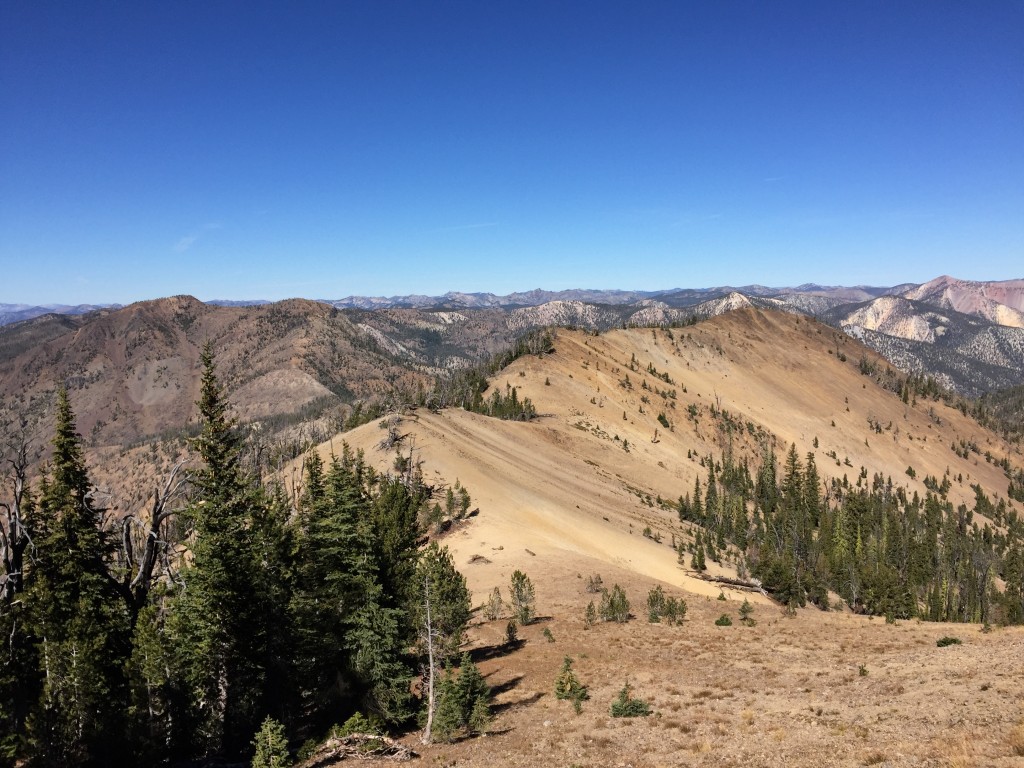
677 445 1024 625
0 347 478 766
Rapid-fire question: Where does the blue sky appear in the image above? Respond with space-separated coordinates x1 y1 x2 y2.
1 2 1022 305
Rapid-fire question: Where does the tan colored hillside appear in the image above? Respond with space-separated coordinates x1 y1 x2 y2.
305 309 1024 767
333 310 1021 590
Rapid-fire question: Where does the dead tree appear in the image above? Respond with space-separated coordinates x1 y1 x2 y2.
116 459 189 625
0 440 32 604
420 569 438 744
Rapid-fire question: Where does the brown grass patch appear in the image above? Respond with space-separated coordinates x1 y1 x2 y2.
1008 721 1024 757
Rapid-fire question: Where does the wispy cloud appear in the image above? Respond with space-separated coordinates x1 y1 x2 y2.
173 234 199 253
173 222 223 253
430 222 499 233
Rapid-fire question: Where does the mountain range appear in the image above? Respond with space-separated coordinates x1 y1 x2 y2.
2 276 1023 765
0 275 1021 460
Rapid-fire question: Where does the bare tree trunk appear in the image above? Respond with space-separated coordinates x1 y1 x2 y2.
1 440 32 604
421 571 436 745
117 459 188 624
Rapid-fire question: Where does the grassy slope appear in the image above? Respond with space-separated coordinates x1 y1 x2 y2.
301 310 1024 766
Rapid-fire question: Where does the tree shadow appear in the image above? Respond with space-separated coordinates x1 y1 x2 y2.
491 690 544 715
485 673 523 697
468 640 523 663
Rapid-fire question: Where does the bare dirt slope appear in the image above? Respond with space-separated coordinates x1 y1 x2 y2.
310 309 1024 766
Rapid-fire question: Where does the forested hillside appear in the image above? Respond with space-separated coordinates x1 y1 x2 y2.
0 349 480 765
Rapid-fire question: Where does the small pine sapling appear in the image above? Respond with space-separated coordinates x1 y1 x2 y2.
610 682 651 718
739 598 756 626
554 656 589 714
251 716 290 768
482 586 504 621
509 570 536 625
646 585 667 622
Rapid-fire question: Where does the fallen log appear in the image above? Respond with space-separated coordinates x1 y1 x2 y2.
694 573 770 597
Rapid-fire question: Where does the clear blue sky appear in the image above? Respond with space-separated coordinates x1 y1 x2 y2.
2 1 1022 305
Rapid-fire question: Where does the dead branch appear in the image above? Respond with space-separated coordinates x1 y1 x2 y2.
297 733 417 766
116 458 190 622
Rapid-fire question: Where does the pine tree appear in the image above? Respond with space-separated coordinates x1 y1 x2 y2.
251 716 289 768
431 654 491 741
646 585 666 622
509 569 536 625
24 388 131 766
167 344 272 758
482 586 504 621
416 543 471 743
692 531 707 572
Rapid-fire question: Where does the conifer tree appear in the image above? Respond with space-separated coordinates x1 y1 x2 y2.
509 569 536 625
554 656 588 713
167 344 272 758
24 388 131 766
692 531 707 572
432 654 491 741
250 716 289 768
416 543 471 743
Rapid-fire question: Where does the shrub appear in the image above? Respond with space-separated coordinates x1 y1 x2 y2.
714 614 732 627
334 712 375 737
610 682 651 718
936 636 962 647
542 627 555 643
585 573 604 593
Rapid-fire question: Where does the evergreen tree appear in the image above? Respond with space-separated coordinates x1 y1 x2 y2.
167 344 274 759
250 716 289 768
509 569 536 625
23 388 131 766
554 656 588 713
691 531 707 572
416 543 471 743
432 654 491 741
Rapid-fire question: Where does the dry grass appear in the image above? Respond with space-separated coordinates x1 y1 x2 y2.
325 322 1024 768
1009 721 1024 757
